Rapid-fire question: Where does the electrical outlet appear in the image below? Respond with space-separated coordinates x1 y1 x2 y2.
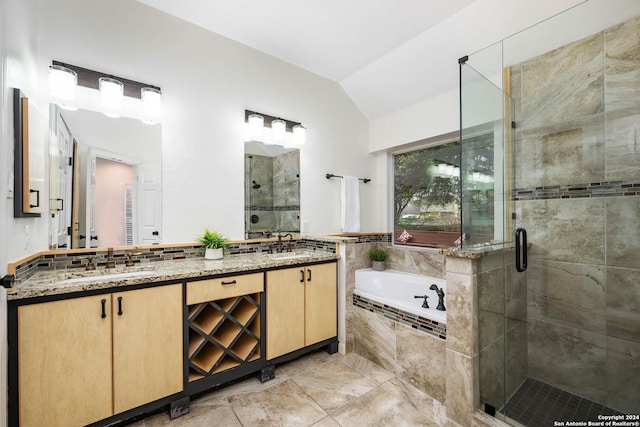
24 225 30 250
7 172 13 199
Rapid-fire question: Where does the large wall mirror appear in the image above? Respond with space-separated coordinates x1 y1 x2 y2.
244 141 300 239
49 105 162 249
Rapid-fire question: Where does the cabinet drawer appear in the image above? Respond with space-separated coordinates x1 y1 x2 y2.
187 273 264 304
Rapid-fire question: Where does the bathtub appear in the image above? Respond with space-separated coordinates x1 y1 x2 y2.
355 269 447 325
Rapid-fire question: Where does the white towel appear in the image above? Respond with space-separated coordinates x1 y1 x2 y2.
341 176 361 232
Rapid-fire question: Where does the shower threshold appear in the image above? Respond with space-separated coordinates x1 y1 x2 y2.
499 378 623 426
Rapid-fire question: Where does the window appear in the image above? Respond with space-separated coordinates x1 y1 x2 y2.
393 140 461 248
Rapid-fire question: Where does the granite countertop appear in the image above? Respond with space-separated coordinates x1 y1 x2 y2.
8 250 340 301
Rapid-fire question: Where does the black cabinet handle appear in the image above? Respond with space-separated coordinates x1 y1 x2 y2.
221 280 237 286
101 299 107 318
117 296 123 315
307 268 312 282
300 269 305 283
29 189 39 208
515 227 528 272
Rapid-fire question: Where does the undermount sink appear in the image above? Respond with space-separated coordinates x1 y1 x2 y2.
59 270 154 285
271 254 312 261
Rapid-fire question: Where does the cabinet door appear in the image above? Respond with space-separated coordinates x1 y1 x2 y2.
18 295 113 427
112 284 183 413
305 263 337 346
266 268 305 359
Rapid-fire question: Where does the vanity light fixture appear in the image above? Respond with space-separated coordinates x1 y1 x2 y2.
141 87 162 117
245 110 306 146
49 64 77 100
99 77 124 109
248 114 264 139
50 61 163 122
292 124 306 145
271 119 286 141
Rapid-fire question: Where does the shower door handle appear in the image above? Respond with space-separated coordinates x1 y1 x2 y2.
515 228 527 272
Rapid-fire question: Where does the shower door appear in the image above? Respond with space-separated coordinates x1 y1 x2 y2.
463 8 640 424
460 59 524 424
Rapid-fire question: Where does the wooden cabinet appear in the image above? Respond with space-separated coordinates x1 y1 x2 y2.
186 273 263 382
112 285 183 413
18 295 113 427
266 262 337 360
17 284 182 426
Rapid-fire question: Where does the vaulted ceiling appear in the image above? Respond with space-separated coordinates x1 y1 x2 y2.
136 0 476 118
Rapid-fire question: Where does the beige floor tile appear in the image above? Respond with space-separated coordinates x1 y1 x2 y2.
331 387 438 427
279 350 340 377
312 416 342 426
229 379 327 426
291 357 377 412
135 403 241 426
341 352 394 385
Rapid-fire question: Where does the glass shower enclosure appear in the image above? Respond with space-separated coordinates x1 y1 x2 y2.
461 1 640 424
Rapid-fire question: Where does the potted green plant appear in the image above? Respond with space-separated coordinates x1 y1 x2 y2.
196 228 230 260
369 248 388 271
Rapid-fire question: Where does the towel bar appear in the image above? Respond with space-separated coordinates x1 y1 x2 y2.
326 173 370 183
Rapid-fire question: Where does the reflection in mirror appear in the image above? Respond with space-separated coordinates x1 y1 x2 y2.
49 105 162 249
244 141 300 239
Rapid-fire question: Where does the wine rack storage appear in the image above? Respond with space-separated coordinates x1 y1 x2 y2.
187 293 261 382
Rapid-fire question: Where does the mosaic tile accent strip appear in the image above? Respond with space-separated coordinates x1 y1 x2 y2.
245 205 300 211
501 378 623 426
13 239 335 284
353 293 446 340
514 179 640 200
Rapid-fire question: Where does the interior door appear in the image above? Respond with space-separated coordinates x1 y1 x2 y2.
54 112 73 249
70 141 81 248
138 164 162 244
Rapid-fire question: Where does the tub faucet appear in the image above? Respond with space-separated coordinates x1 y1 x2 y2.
430 284 446 311
414 295 429 309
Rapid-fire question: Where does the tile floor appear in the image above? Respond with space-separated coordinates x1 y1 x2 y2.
130 351 461 427
501 378 623 426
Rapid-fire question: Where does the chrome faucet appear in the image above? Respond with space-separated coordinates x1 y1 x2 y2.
105 247 116 269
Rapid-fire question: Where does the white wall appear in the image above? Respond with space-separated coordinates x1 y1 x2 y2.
1 0 373 257
368 0 640 232
370 0 640 153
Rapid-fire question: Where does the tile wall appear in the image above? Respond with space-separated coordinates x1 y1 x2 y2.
343 234 451 406
509 14 640 413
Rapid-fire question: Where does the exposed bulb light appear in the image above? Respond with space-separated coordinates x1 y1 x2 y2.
248 114 264 139
141 87 162 117
292 124 306 145
49 65 77 101
99 77 124 109
271 119 286 141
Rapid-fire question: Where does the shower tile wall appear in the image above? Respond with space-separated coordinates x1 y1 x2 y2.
511 15 640 413
478 250 527 410
246 154 275 231
246 151 300 233
273 149 300 231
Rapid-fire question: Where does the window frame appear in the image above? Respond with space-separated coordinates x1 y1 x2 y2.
389 132 462 250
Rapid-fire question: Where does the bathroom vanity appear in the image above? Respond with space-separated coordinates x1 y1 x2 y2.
6 251 339 426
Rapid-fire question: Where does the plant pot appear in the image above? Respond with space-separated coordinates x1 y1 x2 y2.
205 248 223 260
371 260 385 271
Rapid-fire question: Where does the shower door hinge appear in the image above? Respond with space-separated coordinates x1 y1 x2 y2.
511 121 516 129
458 55 469 65
512 212 517 220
